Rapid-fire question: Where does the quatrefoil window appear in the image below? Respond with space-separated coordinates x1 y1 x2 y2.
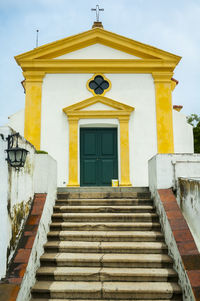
87 74 111 96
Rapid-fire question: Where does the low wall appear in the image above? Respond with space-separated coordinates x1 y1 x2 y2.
0 126 57 283
149 153 200 195
17 154 57 301
0 127 35 279
148 154 200 301
177 177 200 251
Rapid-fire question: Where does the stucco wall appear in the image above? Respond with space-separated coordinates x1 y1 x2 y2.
41 72 157 187
177 177 200 251
7 109 24 136
17 154 57 301
148 154 200 195
55 43 140 59
0 126 35 279
0 127 57 280
173 110 194 153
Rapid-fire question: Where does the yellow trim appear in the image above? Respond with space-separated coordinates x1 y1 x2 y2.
63 96 134 187
86 73 111 96
152 72 174 153
119 117 132 186
68 118 79 187
18 59 178 74
15 28 181 63
64 95 134 113
171 80 177 91
23 72 45 149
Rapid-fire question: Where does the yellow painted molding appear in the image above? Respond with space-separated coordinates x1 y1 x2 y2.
23 71 45 82
15 28 181 63
67 119 79 187
118 117 132 186
152 72 174 153
171 80 176 91
63 95 134 113
18 59 178 74
86 73 111 96
63 96 134 187
152 72 174 83
23 72 45 149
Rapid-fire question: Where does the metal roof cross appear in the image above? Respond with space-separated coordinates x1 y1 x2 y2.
91 5 104 22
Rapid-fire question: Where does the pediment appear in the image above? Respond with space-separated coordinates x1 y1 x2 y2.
80 102 117 111
63 96 134 119
15 28 181 64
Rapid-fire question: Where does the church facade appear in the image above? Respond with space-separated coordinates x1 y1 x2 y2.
12 24 193 187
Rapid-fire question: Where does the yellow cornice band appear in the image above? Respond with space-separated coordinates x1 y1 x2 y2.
15 28 181 64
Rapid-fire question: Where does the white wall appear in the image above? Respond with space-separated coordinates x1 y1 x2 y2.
177 177 200 252
0 126 35 279
41 72 157 187
7 109 24 136
55 43 140 59
148 153 200 196
17 154 57 301
0 127 10 279
173 110 194 153
0 127 57 281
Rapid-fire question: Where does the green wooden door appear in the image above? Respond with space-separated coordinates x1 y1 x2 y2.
80 128 118 186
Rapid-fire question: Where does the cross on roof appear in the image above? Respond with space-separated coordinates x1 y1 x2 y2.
91 5 104 22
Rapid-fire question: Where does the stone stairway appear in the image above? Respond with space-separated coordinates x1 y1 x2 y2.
31 188 182 300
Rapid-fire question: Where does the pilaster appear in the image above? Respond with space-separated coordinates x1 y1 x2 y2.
152 72 174 154
67 118 80 187
119 117 132 186
23 71 45 150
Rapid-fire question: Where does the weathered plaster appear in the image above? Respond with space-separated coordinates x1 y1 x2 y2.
153 190 195 301
177 177 200 251
16 154 57 301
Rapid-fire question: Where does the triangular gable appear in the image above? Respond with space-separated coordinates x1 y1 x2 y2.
15 27 181 64
63 96 134 113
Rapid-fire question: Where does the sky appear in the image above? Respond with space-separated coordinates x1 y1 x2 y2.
0 0 200 126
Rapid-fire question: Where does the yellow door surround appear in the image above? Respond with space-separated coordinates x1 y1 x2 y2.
63 96 134 187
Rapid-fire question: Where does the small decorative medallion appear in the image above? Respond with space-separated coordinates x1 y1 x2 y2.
87 74 111 96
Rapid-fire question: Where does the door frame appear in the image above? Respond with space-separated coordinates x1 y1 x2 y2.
80 127 118 186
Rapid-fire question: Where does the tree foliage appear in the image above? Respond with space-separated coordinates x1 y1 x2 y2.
187 114 200 153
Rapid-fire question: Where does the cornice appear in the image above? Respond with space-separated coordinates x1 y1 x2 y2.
19 59 177 73
15 28 181 64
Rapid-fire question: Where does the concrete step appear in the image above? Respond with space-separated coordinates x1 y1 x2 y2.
57 187 150 193
50 222 161 231
55 198 153 206
36 267 177 282
31 281 181 299
44 241 168 254
30 296 182 301
40 253 173 268
47 230 164 242
57 192 151 200
53 205 155 213
52 213 158 223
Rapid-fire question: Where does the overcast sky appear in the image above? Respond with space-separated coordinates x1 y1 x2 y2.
0 0 200 126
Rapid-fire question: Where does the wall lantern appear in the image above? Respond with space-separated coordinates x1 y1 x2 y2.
5 133 29 169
